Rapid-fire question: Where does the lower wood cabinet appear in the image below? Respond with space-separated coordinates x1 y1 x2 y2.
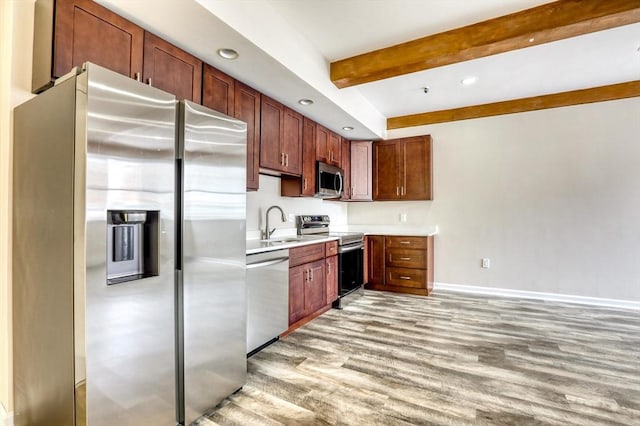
366 235 434 296
288 241 338 326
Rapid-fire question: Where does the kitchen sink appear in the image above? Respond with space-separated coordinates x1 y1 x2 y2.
260 236 303 244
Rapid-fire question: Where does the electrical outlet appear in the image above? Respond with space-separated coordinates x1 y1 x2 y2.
400 213 407 223
288 213 295 223
481 258 490 269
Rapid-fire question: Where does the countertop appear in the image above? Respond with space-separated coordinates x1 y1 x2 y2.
246 234 338 255
246 225 438 255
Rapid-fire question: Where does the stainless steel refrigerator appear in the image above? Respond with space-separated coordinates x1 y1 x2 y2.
12 63 247 426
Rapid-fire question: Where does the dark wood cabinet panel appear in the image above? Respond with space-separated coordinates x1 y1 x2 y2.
373 135 432 201
329 132 342 167
326 255 338 305
340 137 351 200
325 241 338 257
386 267 426 288
301 117 317 196
54 0 144 81
386 248 426 269
402 135 432 200
373 140 401 200
350 141 373 201
367 235 385 285
282 108 303 176
234 81 261 191
260 95 284 171
289 265 306 325
315 125 330 163
202 64 234 115
386 236 428 249
304 260 326 314
289 243 325 268
143 32 202 103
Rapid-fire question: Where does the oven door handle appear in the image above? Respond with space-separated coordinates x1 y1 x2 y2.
338 243 364 254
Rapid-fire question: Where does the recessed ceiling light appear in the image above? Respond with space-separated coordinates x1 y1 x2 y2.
461 76 478 86
298 98 314 106
342 126 354 131
217 48 239 60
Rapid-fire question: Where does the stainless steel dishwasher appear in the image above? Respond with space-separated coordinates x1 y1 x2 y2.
246 248 290 355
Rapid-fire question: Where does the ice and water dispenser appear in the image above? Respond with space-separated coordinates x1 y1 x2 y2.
107 210 159 285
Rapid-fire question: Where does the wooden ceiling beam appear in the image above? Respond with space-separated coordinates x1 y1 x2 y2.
331 0 640 89
387 80 640 128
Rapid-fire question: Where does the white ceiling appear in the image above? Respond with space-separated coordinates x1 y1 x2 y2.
98 1 640 139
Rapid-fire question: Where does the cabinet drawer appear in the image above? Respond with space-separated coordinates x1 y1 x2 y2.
325 240 338 257
386 267 426 288
289 243 325 267
386 248 426 269
385 236 428 249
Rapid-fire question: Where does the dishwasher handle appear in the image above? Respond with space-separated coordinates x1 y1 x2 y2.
246 256 289 269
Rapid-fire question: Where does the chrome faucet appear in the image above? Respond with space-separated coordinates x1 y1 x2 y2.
262 205 287 240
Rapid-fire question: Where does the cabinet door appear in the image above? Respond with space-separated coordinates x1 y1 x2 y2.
329 132 342 166
234 81 261 191
54 0 143 80
260 95 285 172
326 255 338 305
143 32 202 103
282 107 303 176
350 141 373 201
367 236 385 285
305 260 326 315
202 64 234 115
373 140 401 200
301 117 316 196
401 135 432 200
315 124 330 163
289 265 306 325
340 137 351 200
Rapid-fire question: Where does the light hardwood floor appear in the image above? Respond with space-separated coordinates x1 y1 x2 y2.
196 290 640 425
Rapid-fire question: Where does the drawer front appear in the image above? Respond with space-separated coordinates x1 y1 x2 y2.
386 248 426 269
325 240 338 257
386 267 426 288
385 236 427 249
289 243 325 267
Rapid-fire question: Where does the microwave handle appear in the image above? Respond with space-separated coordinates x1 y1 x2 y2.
336 172 343 196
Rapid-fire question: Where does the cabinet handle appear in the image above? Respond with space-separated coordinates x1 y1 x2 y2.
396 187 400 196
399 257 411 260
309 268 313 281
147 78 152 86
285 153 289 167
134 72 141 82
351 186 354 197
401 186 405 196
303 178 307 190
327 263 330 274
280 152 285 165
304 269 308 281
399 276 412 280
399 241 411 245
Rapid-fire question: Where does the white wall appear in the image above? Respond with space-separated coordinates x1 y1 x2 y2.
2 0 36 416
247 175 347 237
349 97 640 301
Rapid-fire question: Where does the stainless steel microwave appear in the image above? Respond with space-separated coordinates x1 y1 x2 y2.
316 161 343 199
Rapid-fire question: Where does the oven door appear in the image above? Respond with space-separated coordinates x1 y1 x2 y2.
338 242 364 296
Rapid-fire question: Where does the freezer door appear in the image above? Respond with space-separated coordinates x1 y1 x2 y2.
179 101 247 425
81 63 177 425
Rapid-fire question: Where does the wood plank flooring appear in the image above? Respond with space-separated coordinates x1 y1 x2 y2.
195 290 640 425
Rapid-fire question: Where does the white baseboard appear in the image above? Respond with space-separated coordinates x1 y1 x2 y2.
0 403 13 426
434 282 640 310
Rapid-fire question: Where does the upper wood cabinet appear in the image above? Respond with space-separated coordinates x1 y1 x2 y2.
373 135 432 201
260 95 302 176
234 82 261 191
349 141 373 201
281 117 316 197
202 66 261 191
202 64 234 115
143 32 202 103
34 0 144 91
316 125 341 167
340 137 351 200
